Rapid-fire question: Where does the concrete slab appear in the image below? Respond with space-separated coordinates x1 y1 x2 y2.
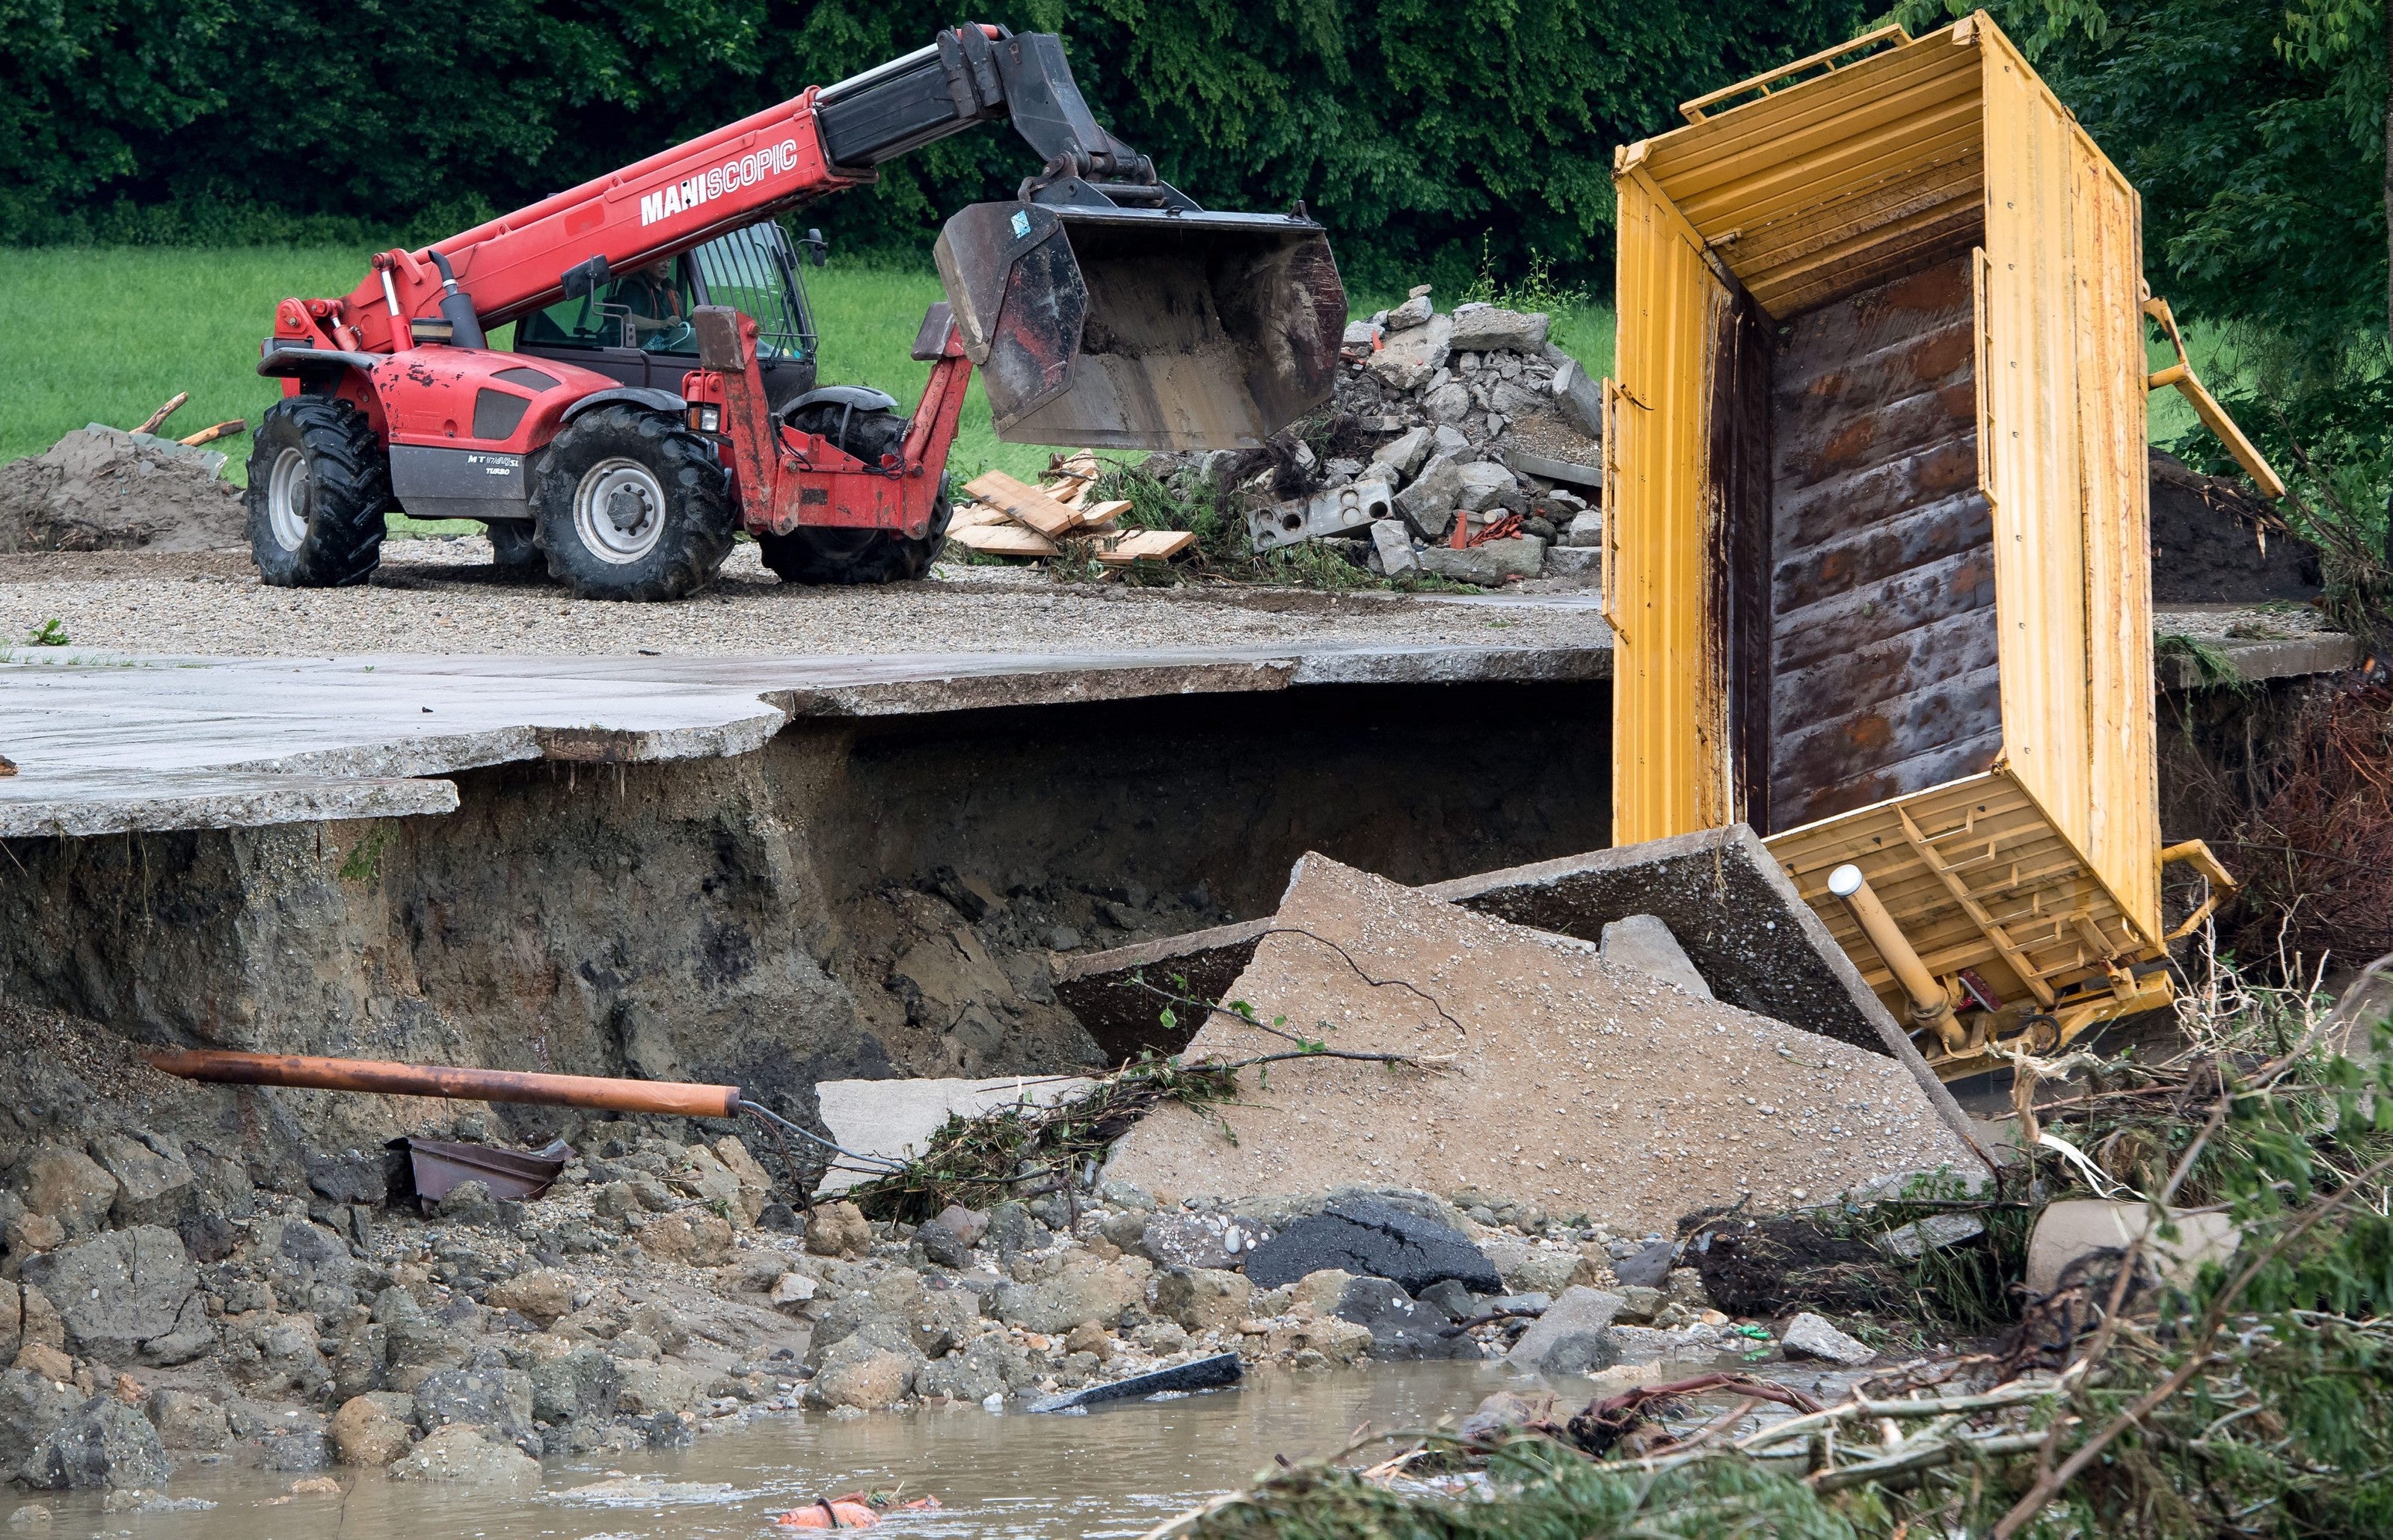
813 1074 1098 1197
0 639 1613 837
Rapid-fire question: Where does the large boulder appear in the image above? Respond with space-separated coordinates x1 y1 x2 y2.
145 1389 230 1452
87 1135 194 1230
328 1394 414 1467
220 1312 331 1398
1448 304 1550 354
27 1399 168 1491
17 1227 197 1364
247 1218 357 1316
1152 1266 1253 1334
1506 1287 1626 1376
411 1367 535 1450
916 1334 1033 1404
1244 1198 1501 1295
484 1268 574 1327
612 1360 704 1418
389 1426 538 1486
529 1346 620 1425
805 1322 923 1411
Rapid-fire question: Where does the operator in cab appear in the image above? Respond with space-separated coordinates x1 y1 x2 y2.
618 258 695 351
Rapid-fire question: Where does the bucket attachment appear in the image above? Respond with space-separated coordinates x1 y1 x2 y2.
935 202 1346 451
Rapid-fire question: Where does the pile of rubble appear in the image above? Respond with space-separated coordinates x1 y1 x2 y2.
0 426 247 555
1149 286 1606 587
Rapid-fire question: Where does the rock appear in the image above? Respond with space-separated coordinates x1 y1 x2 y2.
1538 1331 1621 1377
1416 1278 1476 1322
1332 1278 1475 1361
1494 1247 1583 1298
19 1148 117 1239
668 1146 744 1217
918 1332 1033 1404
1552 358 1603 438
0 1281 17 1366
328 1395 414 1466
1556 511 1603 549
1457 1390 1546 1445
248 1216 357 1313
1342 318 1382 351
1506 1286 1626 1373
11 1346 71 1385
1140 1211 1270 1272
28 1399 168 1491
1543 545 1600 583
1780 1311 1876 1366
1449 304 1549 354
1600 914 1713 999
805 1325 923 1411
145 1389 229 1451
87 1136 193 1230
4 1506 49 1529
638 1210 734 1267
915 1219 972 1269
1392 458 1464 540
1368 519 1419 577
389 1426 539 1485
614 1360 704 1418
767 1272 817 1313
1424 381 1472 424
1614 1240 1675 1289
0 1372 79 1484
18 1228 197 1365
1876 1213 1987 1260
1028 1351 1241 1413
803 1201 874 1260
2024 1200 2242 1296
1665 1267 1710 1310
1244 1198 1501 1296
986 1201 1042 1261
933 1204 990 1248
1416 535 1546 586
17 1289 63 1357
1152 1267 1252 1334
711 1138 775 1226
1367 314 1452 392
1369 427 1434 484
3 1216 64 1261
1615 1285 1665 1323
1258 1310 1374 1367
435 1180 497 1225
303 1152 389 1207
530 1346 621 1423
221 1312 331 1398
482 1266 574 1327
411 1367 534 1448
1383 294 1434 331
1454 461 1520 514
994 1257 1146 1334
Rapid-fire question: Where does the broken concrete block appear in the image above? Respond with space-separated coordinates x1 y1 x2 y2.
1341 318 1381 352
1551 358 1604 439
1366 313 1451 391
1370 520 1418 576
1876 1213 1985 1260
1449 304 1549 354
1425 381 1472 424
1102 854 1982 1233
813 1076 1098 1196
1453 461 1521 514
1417 535 1544 586
2024 1201 2241 1296
1247 477 1395 554
1369 427 1433 484
1543 546 1600 583
1780 1311 1875 1366
1392 458 1465 540
1383 294 1434 332
1600 914 1713 999
1561 511 1603 547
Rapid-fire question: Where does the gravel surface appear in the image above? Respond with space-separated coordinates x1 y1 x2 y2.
1106 854 1979 1235
0 537 1611 659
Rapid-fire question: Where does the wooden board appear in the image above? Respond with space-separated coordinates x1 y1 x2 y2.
965 471 1090 538
946 521 1058 557
1077 499 1133 532
1096 529 1196 564
949 503 1012 529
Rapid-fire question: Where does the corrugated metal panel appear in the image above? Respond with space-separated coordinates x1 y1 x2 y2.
1640 25 1984 318
1977 24 2158 944
1609 164 1733 844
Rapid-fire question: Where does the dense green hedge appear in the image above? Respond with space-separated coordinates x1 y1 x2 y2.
0 0 1870 288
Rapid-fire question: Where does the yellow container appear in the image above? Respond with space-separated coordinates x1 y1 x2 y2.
1604 13 2256 1074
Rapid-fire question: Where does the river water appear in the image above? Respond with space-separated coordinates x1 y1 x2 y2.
31 1362 1535 1540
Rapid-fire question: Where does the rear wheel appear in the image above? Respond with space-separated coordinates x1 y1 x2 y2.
756 404 950 585
246 395 389 588
529 404 733 601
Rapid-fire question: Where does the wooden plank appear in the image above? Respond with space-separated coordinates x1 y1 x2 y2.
946 521 1058 557
963 471 1089 538
1078 499 1133 530
1096 530 1195 564
950 503 1012 529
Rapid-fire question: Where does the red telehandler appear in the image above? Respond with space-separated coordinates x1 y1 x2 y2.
251 26 1345 600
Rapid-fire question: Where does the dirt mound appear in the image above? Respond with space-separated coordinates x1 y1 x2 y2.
0 426 248 554
2149 449 2320 603
1102 853 1978 1234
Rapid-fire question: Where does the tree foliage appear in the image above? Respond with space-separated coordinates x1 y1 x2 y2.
0 0 1870 287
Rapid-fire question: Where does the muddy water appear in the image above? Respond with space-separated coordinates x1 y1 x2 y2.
37 1363 1534 1540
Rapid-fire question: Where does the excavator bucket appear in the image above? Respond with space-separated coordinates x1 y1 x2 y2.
935 202 1346 450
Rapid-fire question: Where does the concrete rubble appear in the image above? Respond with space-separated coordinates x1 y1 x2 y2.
1146 284 1603 585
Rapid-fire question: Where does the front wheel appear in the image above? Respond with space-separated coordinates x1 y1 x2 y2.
756 403 948 585
245 395 390 588
529 405 733 601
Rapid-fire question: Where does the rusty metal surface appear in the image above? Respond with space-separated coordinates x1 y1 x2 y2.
391 1136 573 1206
1765 254 1997 831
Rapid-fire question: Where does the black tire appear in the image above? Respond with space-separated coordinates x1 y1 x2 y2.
246 395 389 587
757 404 949 585
485 519 542 576
529 404 734 601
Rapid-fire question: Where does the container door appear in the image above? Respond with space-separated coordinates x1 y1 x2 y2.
1610 159 1736 844
1977 25 2160 944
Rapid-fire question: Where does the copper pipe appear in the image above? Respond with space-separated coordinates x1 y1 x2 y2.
1826 863 1965 1053
147 1049 741 1119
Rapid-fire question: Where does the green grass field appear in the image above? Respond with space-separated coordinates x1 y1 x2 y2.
0 246 1620 493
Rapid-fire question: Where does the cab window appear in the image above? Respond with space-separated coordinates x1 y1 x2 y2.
520 256 699 354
